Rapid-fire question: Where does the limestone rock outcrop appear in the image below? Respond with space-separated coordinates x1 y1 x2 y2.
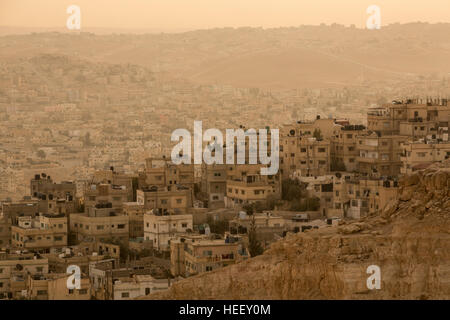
144 161 450 300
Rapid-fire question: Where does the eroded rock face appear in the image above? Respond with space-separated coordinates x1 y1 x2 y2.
144 162 450 300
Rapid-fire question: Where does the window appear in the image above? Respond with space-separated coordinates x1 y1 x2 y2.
318 148 326 153
69 289 74 294
54 236 63 241
121 292 130 298
37 290 47 295
161 199 168 205
182 223 188 228
346 134 353 139
96 225 104 230
176 199 182 204
79 289 88 295
117 224 125 229
300 148 307 152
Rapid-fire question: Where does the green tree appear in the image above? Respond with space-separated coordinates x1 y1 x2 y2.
248 215 263 257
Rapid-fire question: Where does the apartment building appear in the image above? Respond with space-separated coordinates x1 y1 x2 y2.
280 117 339 178
69 206 129 245
84 183 129 212
43 241 120 274
0 251 49 300
30 173 76 200
401 141 450 175
357 132 407 177
200 163 228 209
172 236 247 276
226 164 281 207
143 212 193 251
11 214 68 252
122 202 145 239
30 174 77 214
1 199 39 225
92 167 137 202
346 178 399 219
113 274 170 300
0 216 11 248
136 185 192 215
140 157 195 190
27 273 91 300
331 125 366 172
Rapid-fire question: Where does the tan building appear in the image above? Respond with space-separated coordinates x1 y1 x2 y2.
173 237 247 276
92 167 137 202
27 273 91 300
0 216 11 248
280 117 340 178
123 202 145 239
43 241 120 274
30 174 77 215
401 141 450 174
357 132 407 177
368 99 449 138
140 157 195 190
331 125 366 172
200 163 228 209
1 199 39 225
84 183 129 212
226 164 281 207
69 207 129 245
11 214 68 253
113 274 170 300
143 212 193 251
0 251 48 300
137 186 192 214
346 178 399 219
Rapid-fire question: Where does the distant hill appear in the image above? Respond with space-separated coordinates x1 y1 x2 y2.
1 23 450 89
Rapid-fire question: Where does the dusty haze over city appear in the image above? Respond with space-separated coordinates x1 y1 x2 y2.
0 0 449 302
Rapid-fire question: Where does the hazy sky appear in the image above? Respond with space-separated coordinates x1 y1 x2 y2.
1 0 449 30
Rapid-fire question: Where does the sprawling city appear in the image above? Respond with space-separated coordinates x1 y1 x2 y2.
0 0 448 308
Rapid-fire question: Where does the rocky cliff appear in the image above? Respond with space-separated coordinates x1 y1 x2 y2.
145 161 450 300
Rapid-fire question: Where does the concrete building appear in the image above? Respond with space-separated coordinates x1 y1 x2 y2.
143 212 193 251
69 206 129 245
11 214 68 253
331 124 366 172
401 141 450 174
171 236 248 277
113 274 170 300
137 186 192 214
0 251 48 300
226 164 281 207
122 202 145 239
27 273 91 300
200 163 228 209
